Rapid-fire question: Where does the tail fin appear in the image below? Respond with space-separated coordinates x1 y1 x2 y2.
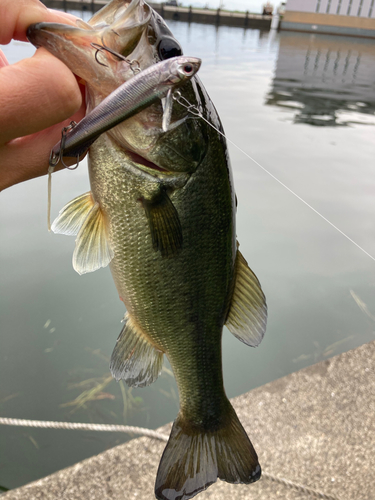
155 406 261 500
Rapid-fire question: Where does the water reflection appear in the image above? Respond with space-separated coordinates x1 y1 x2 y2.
266 32 375 126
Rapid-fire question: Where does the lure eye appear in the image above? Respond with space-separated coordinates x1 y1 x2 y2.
158 37 182 60
183 64 193 74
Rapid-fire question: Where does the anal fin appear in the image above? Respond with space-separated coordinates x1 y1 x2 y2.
110 313 164 388
225 245 267 347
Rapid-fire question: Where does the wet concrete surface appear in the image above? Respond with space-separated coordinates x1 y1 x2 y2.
2 340 374 500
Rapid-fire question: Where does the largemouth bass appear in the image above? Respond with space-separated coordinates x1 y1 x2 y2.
27 1 267 499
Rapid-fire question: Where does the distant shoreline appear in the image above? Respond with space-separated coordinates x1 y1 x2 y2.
41 0 273 29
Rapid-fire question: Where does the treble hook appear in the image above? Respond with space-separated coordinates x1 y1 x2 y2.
91 42 110 67
47 121 79 231
90 41 141 75
91 41 129 64
48 121 79 172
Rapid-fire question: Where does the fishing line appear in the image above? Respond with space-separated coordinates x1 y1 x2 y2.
47 122 80 231
47 167 53 231
173 91 375 263
216 127 375 262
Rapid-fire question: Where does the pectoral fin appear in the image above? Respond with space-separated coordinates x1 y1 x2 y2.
110 313 164 387
142 190 183 258
225 247 267 347
52 192 113 274
73 202 114 275
51 192 94 235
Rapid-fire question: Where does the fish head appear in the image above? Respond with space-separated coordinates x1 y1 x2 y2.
27 0 210 174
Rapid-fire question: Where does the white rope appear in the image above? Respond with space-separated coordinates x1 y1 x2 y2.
0 417 168 442
0 416 341 499
262 472 341 500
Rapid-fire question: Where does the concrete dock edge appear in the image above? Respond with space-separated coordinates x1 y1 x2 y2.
2 340 374 500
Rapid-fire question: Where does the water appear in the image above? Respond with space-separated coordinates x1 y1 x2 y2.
1 13 375 491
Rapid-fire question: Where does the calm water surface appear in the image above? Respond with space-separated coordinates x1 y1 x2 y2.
1 14 375 490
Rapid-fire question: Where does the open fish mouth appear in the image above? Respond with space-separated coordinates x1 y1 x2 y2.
28 0 205 181
26 0 154 96
27 0 152 55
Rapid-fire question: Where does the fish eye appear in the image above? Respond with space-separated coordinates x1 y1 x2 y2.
183 64 193 74
158 37 182 60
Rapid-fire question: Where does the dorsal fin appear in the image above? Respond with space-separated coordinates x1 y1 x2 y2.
225 247 267 347
73 201 114 275
110 313 164 387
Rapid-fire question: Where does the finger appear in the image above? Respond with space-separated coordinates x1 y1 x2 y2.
0 104 86 191
0 49 9 67
0 0 78 44
0 47 83 145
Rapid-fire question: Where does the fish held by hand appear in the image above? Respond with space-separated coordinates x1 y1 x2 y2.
27 1 267 499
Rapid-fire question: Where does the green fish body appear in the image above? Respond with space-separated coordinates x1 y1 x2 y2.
27 2 267 499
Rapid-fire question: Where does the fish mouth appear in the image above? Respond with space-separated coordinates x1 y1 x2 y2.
27 0 151 86
27 0 151 51
27 1 196 180
123 147 189 185
27 22 69 49
127 150 168 174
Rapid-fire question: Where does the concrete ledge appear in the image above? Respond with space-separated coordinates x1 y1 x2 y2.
3 340 374 500
154 6 272 29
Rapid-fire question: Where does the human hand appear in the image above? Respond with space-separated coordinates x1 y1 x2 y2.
0 0 86 191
